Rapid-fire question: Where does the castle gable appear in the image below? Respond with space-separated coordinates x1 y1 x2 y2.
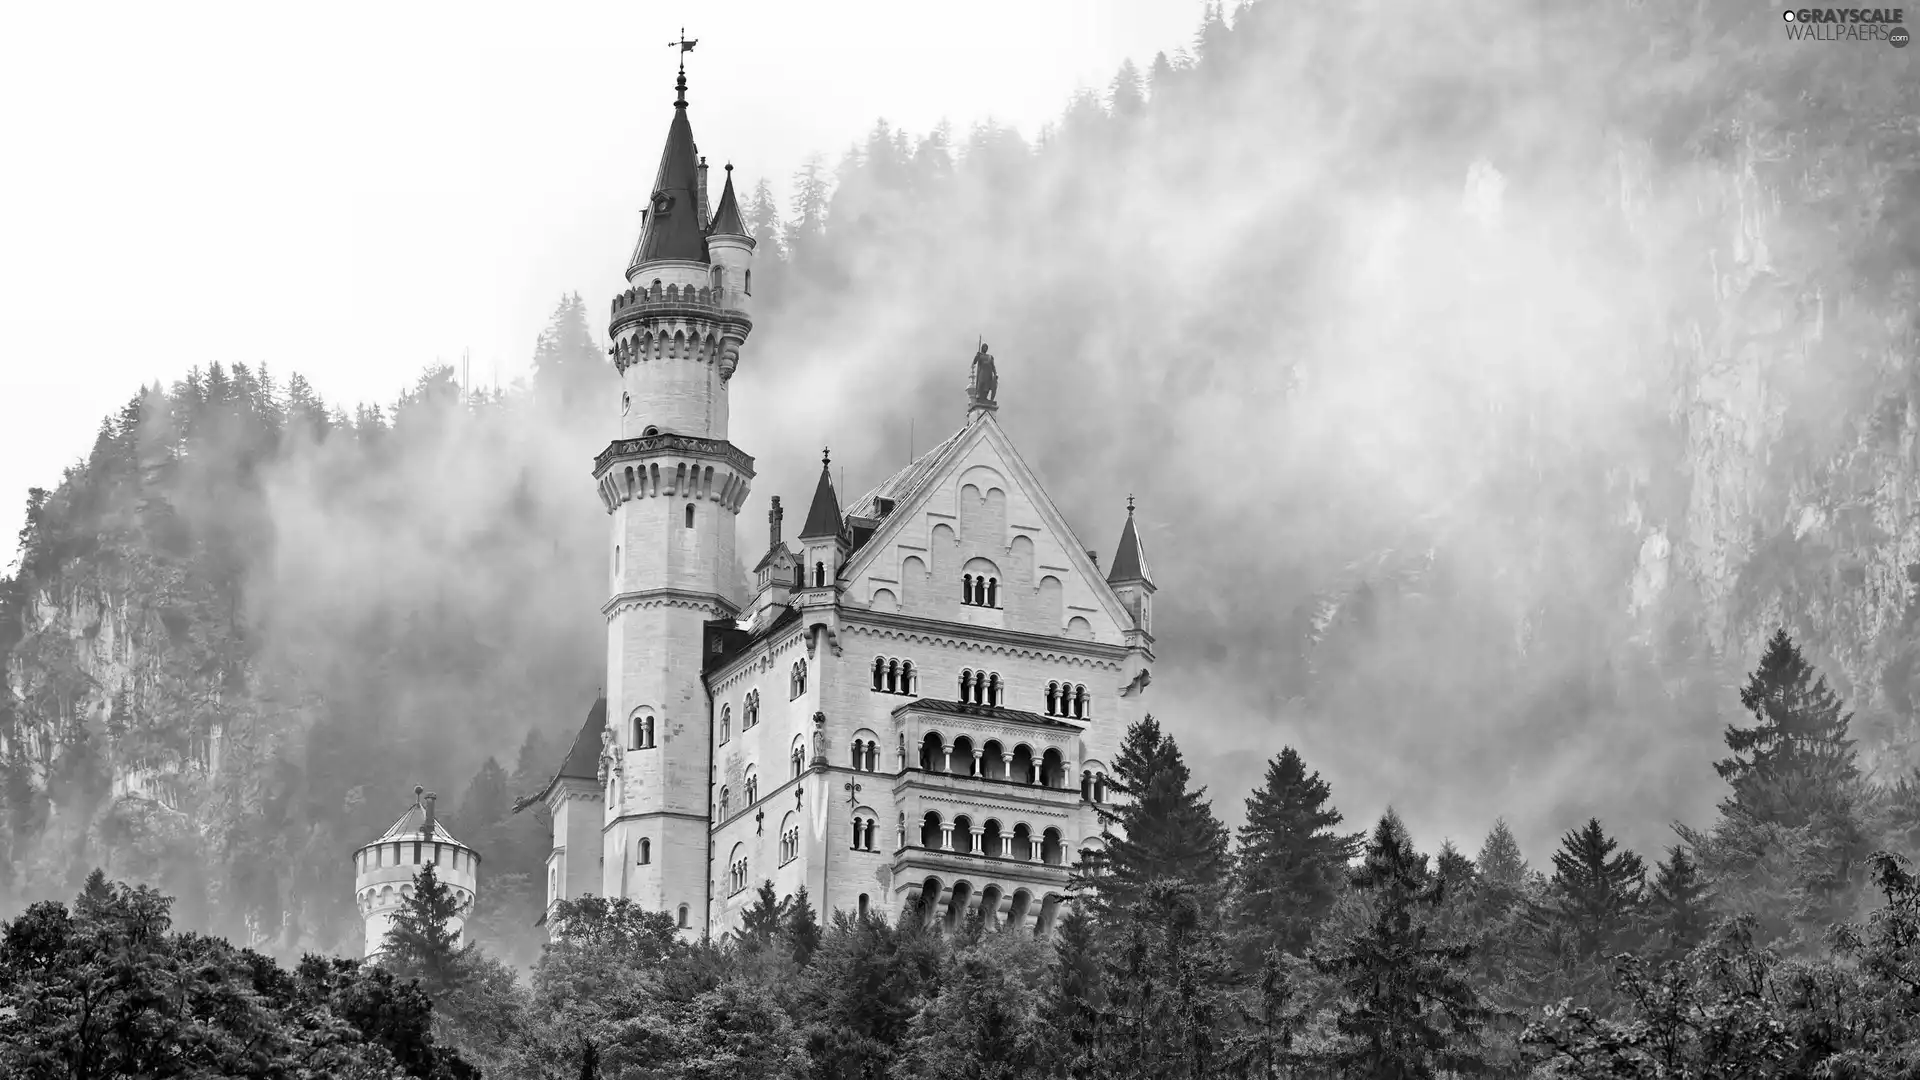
840 414 1132 643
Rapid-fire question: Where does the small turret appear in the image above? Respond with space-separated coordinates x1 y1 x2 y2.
752 494 798 623
351 785 481 959
706 163 755 314
799 449 849 594
1107 497 1155 639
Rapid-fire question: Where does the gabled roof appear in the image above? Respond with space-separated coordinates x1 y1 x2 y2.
1107 508 1153 585
516 696 607 813
630 79 710 267
800 458 844 541
839 410 1136 633
708 165 747 237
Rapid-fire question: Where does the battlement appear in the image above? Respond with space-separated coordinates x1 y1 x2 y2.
608 283 752 336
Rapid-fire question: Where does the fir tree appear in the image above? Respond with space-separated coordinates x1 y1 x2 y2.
785 885 821 966
1229 745 1360 961
739 880 786 950
1311 812 1489 1079
1475 818 1528 895
1716 628 1859 827
1531 818 1646 964
530 293 608 415
784 155 831 262
1646 845 1711 956
381 862 473 997
1109 59 1146 118
1077 715 1230 917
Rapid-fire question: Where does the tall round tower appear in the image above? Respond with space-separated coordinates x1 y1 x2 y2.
351 786 481 959
593 59 755 936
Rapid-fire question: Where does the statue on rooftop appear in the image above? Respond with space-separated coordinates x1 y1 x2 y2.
969 342 999 407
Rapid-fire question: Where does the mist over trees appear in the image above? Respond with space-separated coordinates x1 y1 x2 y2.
1 0 1917 1022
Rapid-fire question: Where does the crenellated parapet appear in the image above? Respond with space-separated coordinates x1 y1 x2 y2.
593 433 755 515
607 280 753 379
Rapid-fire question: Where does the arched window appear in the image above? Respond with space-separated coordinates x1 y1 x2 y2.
962 573 975 605
639 838 652 864
1046 681 1060 716
719 705 731 744
685 503 695 528
791 659 808 699
744 268 752 295
745 766 759 805
986 577 998 607
744 690 760 729
858 893 870 919
814 561 826 587
987 672 1001 707
872 657 885 691
791 736 806 779
677 904 690 928
1074 685 1089 719
719 786 731 819
900 660 915 695
958 669 972 703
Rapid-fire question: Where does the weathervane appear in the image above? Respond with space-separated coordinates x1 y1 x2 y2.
667 28 698 104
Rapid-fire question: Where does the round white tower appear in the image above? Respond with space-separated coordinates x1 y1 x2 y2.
351 786 481 959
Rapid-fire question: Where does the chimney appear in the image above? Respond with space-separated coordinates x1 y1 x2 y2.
769 495 784 548
423 791 437 839
1087 549 1100 568
698 156 710 225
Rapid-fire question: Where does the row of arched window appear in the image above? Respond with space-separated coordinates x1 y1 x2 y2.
790 659 808 699
727 856 748 896
871 656 918 695
958 668 1003 706
849 739 880 772
778 824 801 865
961 573 1000 607
850 815 878 851
1045 682 1089 719
917 732 1072 788
915 812 1072 866
911 877 1065 938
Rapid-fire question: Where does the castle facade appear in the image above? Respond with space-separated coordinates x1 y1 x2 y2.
526 66 1157 940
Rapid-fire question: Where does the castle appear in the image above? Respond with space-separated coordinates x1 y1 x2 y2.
513 64 1159 940
352 787 479 958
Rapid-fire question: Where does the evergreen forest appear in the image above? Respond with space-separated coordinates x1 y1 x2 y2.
5 0 1920 1074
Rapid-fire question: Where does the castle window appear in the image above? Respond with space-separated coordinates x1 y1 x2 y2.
957 669 1002 706
685 503 695 528
631 712 655 750
744 269 752 296
678 904 690 928
790 736 806 779
871 657 916 695
639 838 651 864
744 690 760 729
858 893 869 919
720 786 731 819
745 766 759 805
791 659 808 699
814 562 826 587
962 573 1001 607
719 705 731 744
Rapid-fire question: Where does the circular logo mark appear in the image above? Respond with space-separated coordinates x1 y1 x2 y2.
1893 26 1911 47
1782 9 1795 19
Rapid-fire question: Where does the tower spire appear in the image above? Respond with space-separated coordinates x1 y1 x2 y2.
631 33 710 268
667 28 697 106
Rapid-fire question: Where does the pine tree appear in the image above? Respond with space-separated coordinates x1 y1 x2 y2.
784 155 831 263
1077 716 1230 917
530 293 608 416
1531 818 1646 964
785 885 821 966
1311 812 1489 1079
1646 845 1711 956
1717 628 1859 827
1229 745 1360 961
739 880 786 950
1109 59 1146 118
381 862 473 997
1476 819 1528 895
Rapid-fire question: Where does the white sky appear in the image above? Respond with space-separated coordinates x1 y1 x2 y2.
0 0 1207 572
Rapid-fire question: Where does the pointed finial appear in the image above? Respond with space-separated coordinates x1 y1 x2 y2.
413 784 424 804
822 447 831 468
1127 494 1135 515
725 162 734 174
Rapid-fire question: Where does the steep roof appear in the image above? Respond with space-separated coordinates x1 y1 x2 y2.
800 457 844 540
630 76 710 267
843 426 969 522
515 696 606 813
708 164 747 237
1107 507 1153 585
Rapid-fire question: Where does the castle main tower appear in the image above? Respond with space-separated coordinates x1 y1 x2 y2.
591 61 756 932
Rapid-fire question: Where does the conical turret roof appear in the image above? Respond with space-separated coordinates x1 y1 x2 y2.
709 164 747 237
630 73 710 267
800 452 844 540
1107 503 1153 585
